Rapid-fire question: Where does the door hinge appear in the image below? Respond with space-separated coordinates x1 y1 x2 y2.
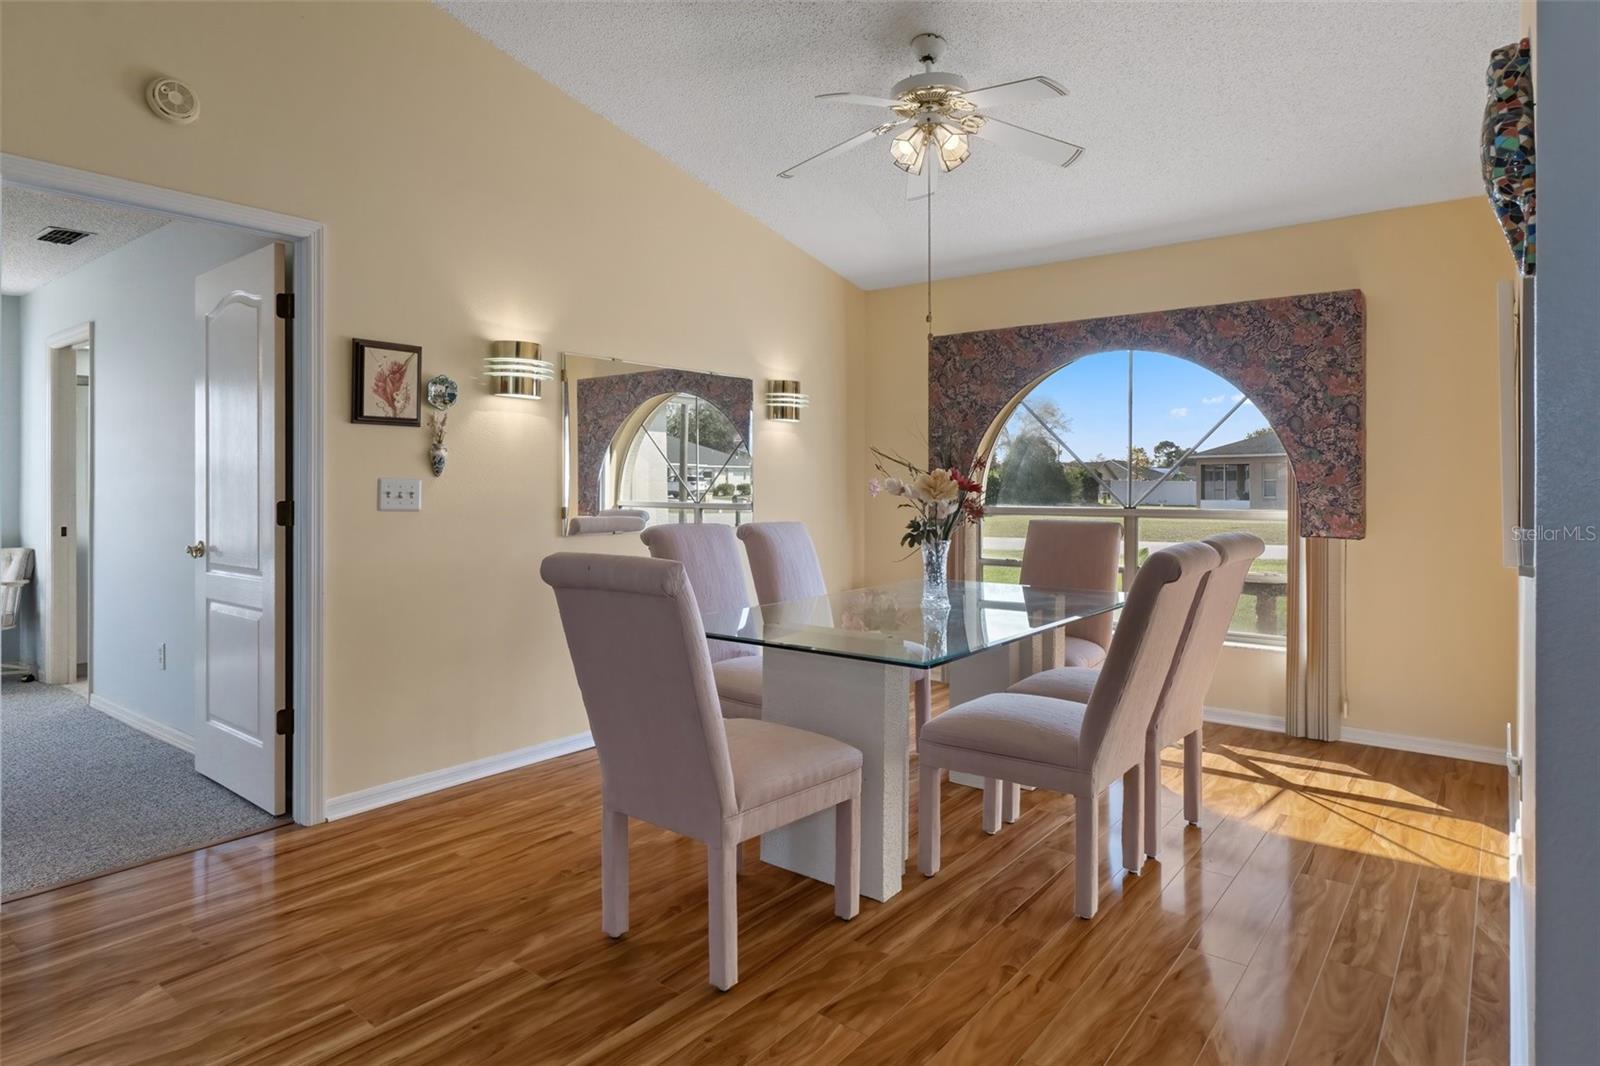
276 292 295 320
276 707 293 735
276 499 295 527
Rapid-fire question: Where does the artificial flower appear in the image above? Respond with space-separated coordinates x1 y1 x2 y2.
911 469 960 504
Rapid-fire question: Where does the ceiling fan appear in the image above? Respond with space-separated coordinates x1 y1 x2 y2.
778 32 1084 197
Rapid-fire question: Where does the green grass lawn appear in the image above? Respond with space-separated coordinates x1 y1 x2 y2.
983 551 1288 642
980 512 1289 545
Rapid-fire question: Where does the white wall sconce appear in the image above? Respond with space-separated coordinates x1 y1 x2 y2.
485 340 555 399
766 379 809 422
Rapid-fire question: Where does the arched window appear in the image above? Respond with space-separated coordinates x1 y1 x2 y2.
979 350 1292 645
614 392 752 526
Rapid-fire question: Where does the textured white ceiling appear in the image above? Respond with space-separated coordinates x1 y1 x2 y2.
1 186 171 296
443 0 1517 289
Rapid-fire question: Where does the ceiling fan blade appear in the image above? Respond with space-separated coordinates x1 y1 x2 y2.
778 120 907 179
974 116 1085 169
960 76 1068 110
906 154 938 200
816 91 905 109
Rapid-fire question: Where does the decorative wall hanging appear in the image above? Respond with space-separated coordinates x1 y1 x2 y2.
1481 39 1535 276
425 374 458 477
351 338 422 426
928 290 1366 539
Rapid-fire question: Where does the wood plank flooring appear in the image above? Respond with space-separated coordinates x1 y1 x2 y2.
0 688 1510 1064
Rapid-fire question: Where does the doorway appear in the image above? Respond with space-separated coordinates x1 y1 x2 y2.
0 160 326 896
71 342 90 694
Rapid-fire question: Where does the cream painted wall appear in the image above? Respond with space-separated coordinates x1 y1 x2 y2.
863 200 1516 749
0 2 864 797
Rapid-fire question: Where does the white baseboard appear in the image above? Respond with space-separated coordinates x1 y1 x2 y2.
1202 706 1503 764
325 731 595 821
90 694 194 754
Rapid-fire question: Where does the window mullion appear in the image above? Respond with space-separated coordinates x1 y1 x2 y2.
1124 513 1140 592
1126 349 1134 508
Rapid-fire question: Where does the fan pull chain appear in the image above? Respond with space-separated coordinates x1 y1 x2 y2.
926 158 934 345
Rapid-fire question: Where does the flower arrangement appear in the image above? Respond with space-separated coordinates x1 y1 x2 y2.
869 448 987 549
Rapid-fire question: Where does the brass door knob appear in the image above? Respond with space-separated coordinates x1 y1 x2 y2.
185 540 206 558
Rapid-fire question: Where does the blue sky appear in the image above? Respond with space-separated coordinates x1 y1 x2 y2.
1002 350 1271 463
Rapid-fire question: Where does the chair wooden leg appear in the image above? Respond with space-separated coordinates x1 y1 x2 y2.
1075 792 1098 919
914 675 932 742
602 807 629 938
835 796 860 919
919 764 942 876
736 840 747 875
1122 764 1143 875
1184 730 1203 825
982 778 1002 835
1003 782 1021 824
1144 745 1160 862
708 841 738 990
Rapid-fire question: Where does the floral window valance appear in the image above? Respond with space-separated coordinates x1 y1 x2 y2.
928 290 1366 538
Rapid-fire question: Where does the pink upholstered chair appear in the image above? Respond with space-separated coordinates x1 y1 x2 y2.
735 521 827 602
1010 532 1265 860
541 552 862 990
640 524 762 719
737 521 935 735
1018 519 1123 668
917 541 1219 918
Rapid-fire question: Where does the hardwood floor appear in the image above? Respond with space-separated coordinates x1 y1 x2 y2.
0 688 1510 1065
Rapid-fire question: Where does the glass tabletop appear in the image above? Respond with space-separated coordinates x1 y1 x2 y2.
701 580 1123 670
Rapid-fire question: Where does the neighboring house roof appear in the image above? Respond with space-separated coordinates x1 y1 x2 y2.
1075 459 1179 480
1190 431 1287 459
653 433 751 473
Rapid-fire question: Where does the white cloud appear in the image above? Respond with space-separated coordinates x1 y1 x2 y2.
1201 394 1227 405
1169 406 1189 418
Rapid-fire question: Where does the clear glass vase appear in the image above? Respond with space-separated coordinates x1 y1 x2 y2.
921 538 951 611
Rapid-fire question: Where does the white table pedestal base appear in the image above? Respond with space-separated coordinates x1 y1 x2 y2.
761 648 910 903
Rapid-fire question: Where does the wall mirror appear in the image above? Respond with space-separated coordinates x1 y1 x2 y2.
561 353 754 536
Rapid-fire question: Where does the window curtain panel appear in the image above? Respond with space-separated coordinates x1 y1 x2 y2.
1482 38 1536 276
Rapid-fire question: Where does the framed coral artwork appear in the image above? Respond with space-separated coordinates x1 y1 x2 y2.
351 338 422 426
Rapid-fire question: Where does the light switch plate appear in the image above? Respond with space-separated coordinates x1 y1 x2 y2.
378 478 422 512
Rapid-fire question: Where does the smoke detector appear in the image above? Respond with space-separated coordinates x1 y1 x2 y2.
145 76 199 124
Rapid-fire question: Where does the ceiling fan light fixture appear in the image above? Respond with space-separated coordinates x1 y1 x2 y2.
931 123 970 171
890 126 926 173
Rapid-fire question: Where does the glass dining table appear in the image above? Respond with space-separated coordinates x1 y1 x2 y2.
702 579 1122 902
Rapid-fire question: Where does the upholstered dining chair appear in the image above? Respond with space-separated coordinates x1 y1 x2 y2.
737 521 935 736
1 547 35 682
640 524 762 719
541 552 862 990
1018 519 1123 668
1010 532 1265 861
917 540 1219 918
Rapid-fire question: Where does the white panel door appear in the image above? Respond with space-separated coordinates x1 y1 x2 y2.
193 243 286 814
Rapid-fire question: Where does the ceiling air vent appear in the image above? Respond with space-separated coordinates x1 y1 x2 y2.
34 226 95 247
